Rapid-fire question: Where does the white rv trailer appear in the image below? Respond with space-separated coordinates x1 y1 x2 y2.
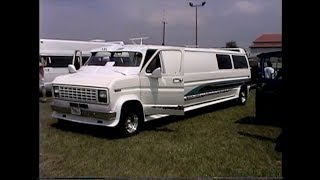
50 44 251 136
39 39 124 91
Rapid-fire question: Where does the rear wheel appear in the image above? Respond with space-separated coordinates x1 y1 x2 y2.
118 106 143 136
238 86 248 105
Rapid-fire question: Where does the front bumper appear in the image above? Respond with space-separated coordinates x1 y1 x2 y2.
51 105 116 120
50 100 117 127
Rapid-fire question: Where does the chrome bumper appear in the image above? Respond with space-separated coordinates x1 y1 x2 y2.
50 104 116 120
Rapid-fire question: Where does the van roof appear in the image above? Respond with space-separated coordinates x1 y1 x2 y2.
40 39 124 44
91 44 246 55
40 39 125 52
216 48 247 53
40 50 92 56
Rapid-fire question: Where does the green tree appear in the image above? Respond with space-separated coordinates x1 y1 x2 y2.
225 41 238 48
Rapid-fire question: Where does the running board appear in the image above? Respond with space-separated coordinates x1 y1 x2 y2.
184 96 237 112
144 96 238 121
145 114 170 122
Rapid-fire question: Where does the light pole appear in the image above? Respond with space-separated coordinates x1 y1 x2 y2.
162 9 168 46
189 1 206 47
162 21 167 46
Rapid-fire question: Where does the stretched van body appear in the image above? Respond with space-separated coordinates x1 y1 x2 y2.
40 39 124 91
50 44 250 135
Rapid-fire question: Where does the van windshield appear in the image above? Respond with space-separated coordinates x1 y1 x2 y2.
85 51 142 67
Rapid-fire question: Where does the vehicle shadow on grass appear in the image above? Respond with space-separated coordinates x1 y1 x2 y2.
237 129 283 152
235 116 282 128
237 131 276 143
236 116 283 152
51 121 127 140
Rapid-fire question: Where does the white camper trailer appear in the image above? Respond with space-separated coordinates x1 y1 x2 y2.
50 44 251 136
39 39 124 91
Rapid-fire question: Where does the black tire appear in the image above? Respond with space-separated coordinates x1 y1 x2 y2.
238 86 248 105
118 106 143 136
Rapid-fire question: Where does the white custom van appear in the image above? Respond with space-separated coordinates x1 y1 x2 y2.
50 44 251 135
40 39 124 91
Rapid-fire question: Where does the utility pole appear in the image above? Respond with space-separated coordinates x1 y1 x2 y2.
162 9 168 46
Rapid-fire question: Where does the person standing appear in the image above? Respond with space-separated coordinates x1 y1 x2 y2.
264 61 275 79
39 57 47 102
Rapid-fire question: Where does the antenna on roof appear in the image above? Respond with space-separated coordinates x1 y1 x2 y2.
129 37 149 45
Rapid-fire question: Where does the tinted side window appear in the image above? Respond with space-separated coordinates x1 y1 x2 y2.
146 53 161 73
46 56 73 67
232 55 248 69
216 54 232 69
142 49 157 69
82 56 90 65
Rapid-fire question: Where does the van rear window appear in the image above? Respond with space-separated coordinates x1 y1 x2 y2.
232 55 248 69
216 54 232 69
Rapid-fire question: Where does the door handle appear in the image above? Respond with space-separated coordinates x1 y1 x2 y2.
173 78 183 83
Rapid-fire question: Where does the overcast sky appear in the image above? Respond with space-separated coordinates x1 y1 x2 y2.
40 0 281 48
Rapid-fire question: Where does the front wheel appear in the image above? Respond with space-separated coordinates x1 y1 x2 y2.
118 107 143 136
238 86 248 105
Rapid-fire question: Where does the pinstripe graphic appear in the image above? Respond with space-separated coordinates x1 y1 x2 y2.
184 79 249 101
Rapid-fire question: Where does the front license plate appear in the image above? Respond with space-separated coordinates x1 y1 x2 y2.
71 106 81 115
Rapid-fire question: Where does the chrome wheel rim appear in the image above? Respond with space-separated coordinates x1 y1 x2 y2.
125 113 139 134
240 92 246 103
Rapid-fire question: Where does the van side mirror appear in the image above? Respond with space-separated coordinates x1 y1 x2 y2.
148 67 161 78
68 64 77 73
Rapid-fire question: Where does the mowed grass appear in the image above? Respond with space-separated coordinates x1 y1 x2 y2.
39 90 282 178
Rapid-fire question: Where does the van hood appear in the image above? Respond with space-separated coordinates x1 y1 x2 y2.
52 66 131 88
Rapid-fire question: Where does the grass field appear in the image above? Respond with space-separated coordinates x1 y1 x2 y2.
39 90 282 178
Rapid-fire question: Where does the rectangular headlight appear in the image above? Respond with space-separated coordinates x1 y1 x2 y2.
98 90 108 103
53 86 59 98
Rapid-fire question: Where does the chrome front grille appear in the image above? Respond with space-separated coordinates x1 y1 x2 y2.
58 86 97 103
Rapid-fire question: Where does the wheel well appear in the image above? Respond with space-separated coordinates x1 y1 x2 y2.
240 84 247 92
121 100 144 117
239 84 248 97
237 84 248 105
